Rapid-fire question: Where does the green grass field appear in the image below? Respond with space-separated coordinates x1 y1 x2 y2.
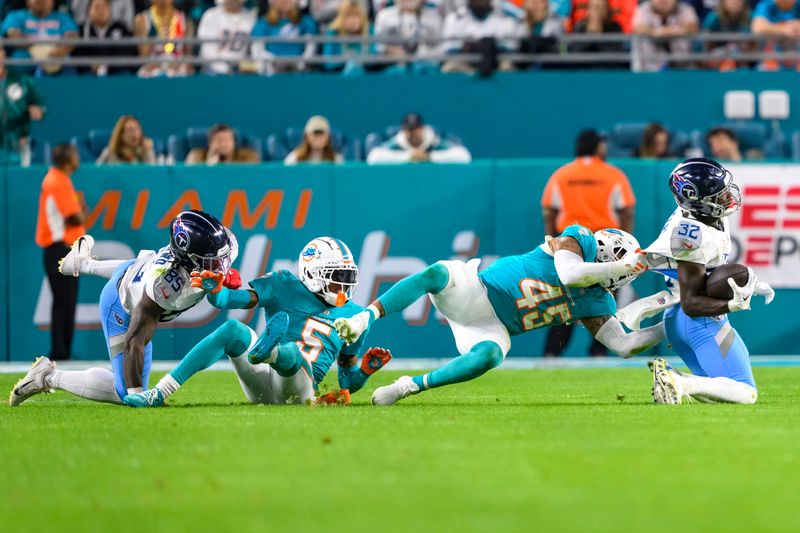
3 366 800 532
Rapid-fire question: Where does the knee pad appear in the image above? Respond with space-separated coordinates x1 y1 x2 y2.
423 263 450 293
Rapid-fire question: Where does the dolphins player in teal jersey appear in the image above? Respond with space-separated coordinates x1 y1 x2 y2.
124 237 391 407
335 225 662 405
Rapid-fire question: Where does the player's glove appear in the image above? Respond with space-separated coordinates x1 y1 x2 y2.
753 280 775 305
317 388 351 405
620 248 649 275
190 270 225 294
727 267 757 313
223 268 242 290
359 347 392 375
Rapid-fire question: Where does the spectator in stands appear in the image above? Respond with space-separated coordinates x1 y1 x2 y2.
632 0 699 71
521 0 565 36
374 0 443 71
570 0 636 33
134 0 194 77
311 0 369 27
321 0 374 73
35 144 86 361
540 129 635 357
73 0 137 76
284 116 344 164
197 0 257 75
186 123 260 164
251 0 318 74
367 112 471 164
97 115 157 163
1 0 79 75
571 0 625 60
636 122 673 158
703 0 753 70
707 126 744 162
751 0 800 69
440 0 521 73
71 0 134 30
0 46 46 166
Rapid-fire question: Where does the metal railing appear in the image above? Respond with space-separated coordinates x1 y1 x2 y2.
1 32 798 71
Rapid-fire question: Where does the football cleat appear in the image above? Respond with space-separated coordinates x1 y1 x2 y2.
334 311 371 346
650 358 687 405
9 356 56 406
123 387 165 408
372 376 420 406
248 312 290 364
58 235 95 277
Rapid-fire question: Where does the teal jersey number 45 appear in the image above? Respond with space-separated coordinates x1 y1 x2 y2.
249 270 369 384
478 225 616 336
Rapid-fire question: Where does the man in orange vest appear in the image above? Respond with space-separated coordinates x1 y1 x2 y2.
35 144 86 360
540 130 636 356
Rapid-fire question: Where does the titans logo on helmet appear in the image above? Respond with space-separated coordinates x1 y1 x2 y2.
173 217 190 250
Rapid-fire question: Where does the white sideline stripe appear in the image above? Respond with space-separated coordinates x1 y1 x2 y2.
2 356 800 374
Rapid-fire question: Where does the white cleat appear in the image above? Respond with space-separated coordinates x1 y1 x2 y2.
9 357 56 406
650 358 687 405
372 376 420 406
58 234 95 277
334 311 371 345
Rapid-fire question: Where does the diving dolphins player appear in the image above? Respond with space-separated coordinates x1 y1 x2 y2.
335 225 662 405
9 210 238 406
123 236 391 407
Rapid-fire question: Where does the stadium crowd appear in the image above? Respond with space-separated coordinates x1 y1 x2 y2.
1 0 799 75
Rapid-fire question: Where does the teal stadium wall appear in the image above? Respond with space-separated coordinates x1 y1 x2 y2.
0 160 789 361
29 71 800 157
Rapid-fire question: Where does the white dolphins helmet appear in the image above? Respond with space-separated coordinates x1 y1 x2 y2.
298 237 359 306
594 228 641 291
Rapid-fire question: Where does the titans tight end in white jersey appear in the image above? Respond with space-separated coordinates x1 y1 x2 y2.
100 246 204 398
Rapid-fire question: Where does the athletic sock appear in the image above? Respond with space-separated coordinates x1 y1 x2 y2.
155 374 180 399
48 368 123 404
85 259 126 279
412 341 504 390
379 264 450 316
678 375 758 404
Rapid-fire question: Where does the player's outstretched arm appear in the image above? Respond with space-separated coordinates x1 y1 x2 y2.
335 348 393 395
582 316 665 359
124 293 164 391
191 270 258 309
677 261 753 317
551 237 647 288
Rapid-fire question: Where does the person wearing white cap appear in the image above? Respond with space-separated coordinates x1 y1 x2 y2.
284 116 345 165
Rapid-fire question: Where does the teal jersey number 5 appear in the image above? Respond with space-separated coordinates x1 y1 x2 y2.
478 225 616 336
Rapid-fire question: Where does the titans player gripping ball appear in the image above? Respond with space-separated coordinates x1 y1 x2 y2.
10 210 237 406
645 159 774 404
124 237 391 407
335 225 661 406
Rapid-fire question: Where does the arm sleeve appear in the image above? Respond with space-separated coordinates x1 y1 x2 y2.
367 145 412 164
593 316 665 358
206 287 255 309
554 249 632 288
2 12 22 34
248 273 277 307
337 363 371 393
560 224 596 261
429 145 472 163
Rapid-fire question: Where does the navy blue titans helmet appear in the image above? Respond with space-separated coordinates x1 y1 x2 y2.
668 158 741 219
169 210 233 273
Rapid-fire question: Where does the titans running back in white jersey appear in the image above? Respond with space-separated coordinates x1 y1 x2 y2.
646 208 731 275
118 246 204 322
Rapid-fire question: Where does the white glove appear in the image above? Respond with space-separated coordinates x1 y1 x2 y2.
753 280 775 305
727 267 757 313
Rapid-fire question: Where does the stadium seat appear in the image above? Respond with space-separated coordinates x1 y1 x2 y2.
28 137 52 166
691 122 787 159
790 131 800 161
168 128 263 163
72 129 165 163
266 128 362 161
605 122 690 158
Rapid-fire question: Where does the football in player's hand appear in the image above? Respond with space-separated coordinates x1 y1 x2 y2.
705 263 750 300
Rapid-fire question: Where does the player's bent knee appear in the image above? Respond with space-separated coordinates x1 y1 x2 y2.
421 263 450 293
218 319 253 357
473 341 504 372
